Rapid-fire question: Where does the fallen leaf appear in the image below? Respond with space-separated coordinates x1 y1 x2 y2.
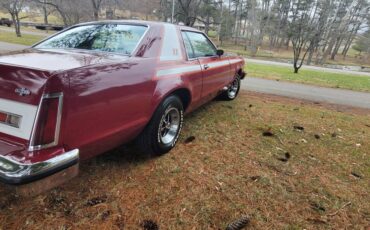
294 125 305 131
262 131 274 137
141 220 159 230
300 139 308 143
250 176 261 181
184 136 196 144
351 172 362 179
86 196 107 207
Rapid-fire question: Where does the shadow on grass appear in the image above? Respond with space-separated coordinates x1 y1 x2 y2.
0 98 227 214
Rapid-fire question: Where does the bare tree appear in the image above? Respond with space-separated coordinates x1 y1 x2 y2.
91 0 104 21
289 0 319 73
0 0 25 37
177 0 202 26
246 0 259 56
32 0 92 26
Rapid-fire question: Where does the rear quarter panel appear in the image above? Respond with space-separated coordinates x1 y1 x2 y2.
62 58 157 160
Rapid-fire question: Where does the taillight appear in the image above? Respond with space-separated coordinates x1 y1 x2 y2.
0 112 7 123
29 93 63 151
0 111 21 128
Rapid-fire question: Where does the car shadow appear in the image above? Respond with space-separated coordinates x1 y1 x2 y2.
0 98 230 205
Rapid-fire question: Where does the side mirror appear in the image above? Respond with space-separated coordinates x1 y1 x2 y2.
216 49 224 56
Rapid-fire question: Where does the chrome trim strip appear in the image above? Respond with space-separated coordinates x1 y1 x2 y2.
207 60 230 68
230 59 241 64
0 149 79 184
157 65 202 77
156 60 231 77
28 92 63 152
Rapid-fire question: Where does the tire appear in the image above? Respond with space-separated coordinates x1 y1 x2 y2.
219 74 241 100
136 95 184 156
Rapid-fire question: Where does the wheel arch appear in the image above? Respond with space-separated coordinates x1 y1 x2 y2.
236 68 246 79
168 88 192 112
147 85 193 125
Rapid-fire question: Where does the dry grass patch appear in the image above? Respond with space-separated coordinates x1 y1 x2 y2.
0 92 369 229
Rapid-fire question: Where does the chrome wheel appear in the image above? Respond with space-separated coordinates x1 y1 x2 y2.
159 107 181 144
228 77 239 99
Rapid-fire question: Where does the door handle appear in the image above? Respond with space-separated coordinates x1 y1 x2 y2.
203 64 210 70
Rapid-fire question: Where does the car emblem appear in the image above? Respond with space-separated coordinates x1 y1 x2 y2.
15 88 31 96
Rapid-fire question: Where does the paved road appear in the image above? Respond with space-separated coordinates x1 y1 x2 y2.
0 41 28 54
246 58 370 77
0 26 50 36
242 77 370 109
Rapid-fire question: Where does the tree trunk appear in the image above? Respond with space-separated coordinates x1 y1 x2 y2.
306 49 314 65
285 37 290 49
91 0 100 21
10 13 21 37
205 14 210 35
330 36 343 60
94 10 99 21
233 1 239 45
42 0 48 25
320 37 335 64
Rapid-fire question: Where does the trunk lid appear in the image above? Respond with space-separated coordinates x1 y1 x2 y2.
0 48 126 141
0 64 50 105
0 48 127 104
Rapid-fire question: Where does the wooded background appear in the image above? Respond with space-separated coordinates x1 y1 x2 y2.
1 0 370 70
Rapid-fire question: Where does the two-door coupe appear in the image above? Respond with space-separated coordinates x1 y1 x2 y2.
0 20 245 193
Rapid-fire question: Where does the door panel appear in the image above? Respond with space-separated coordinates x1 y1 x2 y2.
198 57 232 99
181 31 232 100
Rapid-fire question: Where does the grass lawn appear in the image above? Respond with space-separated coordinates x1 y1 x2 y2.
1 92 369 229
0 30 44 46
247 62 370 92
217 41 370 68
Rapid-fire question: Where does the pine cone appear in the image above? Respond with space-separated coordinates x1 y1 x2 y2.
225 215 250 230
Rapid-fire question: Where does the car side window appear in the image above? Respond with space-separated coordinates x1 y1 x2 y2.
181 32 195 59
184 31 217 58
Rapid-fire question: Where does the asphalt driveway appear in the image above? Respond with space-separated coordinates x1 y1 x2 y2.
0 41 28 54
242 77 370 109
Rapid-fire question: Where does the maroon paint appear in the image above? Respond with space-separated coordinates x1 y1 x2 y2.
0 21 245 165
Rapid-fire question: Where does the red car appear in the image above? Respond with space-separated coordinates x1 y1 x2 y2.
0 21 245 193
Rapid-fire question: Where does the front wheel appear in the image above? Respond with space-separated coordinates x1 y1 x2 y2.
219 75 241 100
136 95 184 156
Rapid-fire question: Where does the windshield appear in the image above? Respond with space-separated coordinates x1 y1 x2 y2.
35 24 148 55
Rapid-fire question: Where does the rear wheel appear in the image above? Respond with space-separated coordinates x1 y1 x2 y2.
219 75 241 100
136 95 184 156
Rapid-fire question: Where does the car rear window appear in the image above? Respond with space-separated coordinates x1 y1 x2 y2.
35 24 147 55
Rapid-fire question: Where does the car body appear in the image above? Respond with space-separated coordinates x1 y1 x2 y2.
0 18 12 27
0 20 245 192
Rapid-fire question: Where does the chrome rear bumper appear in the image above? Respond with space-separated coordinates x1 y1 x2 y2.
0 149 79 185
